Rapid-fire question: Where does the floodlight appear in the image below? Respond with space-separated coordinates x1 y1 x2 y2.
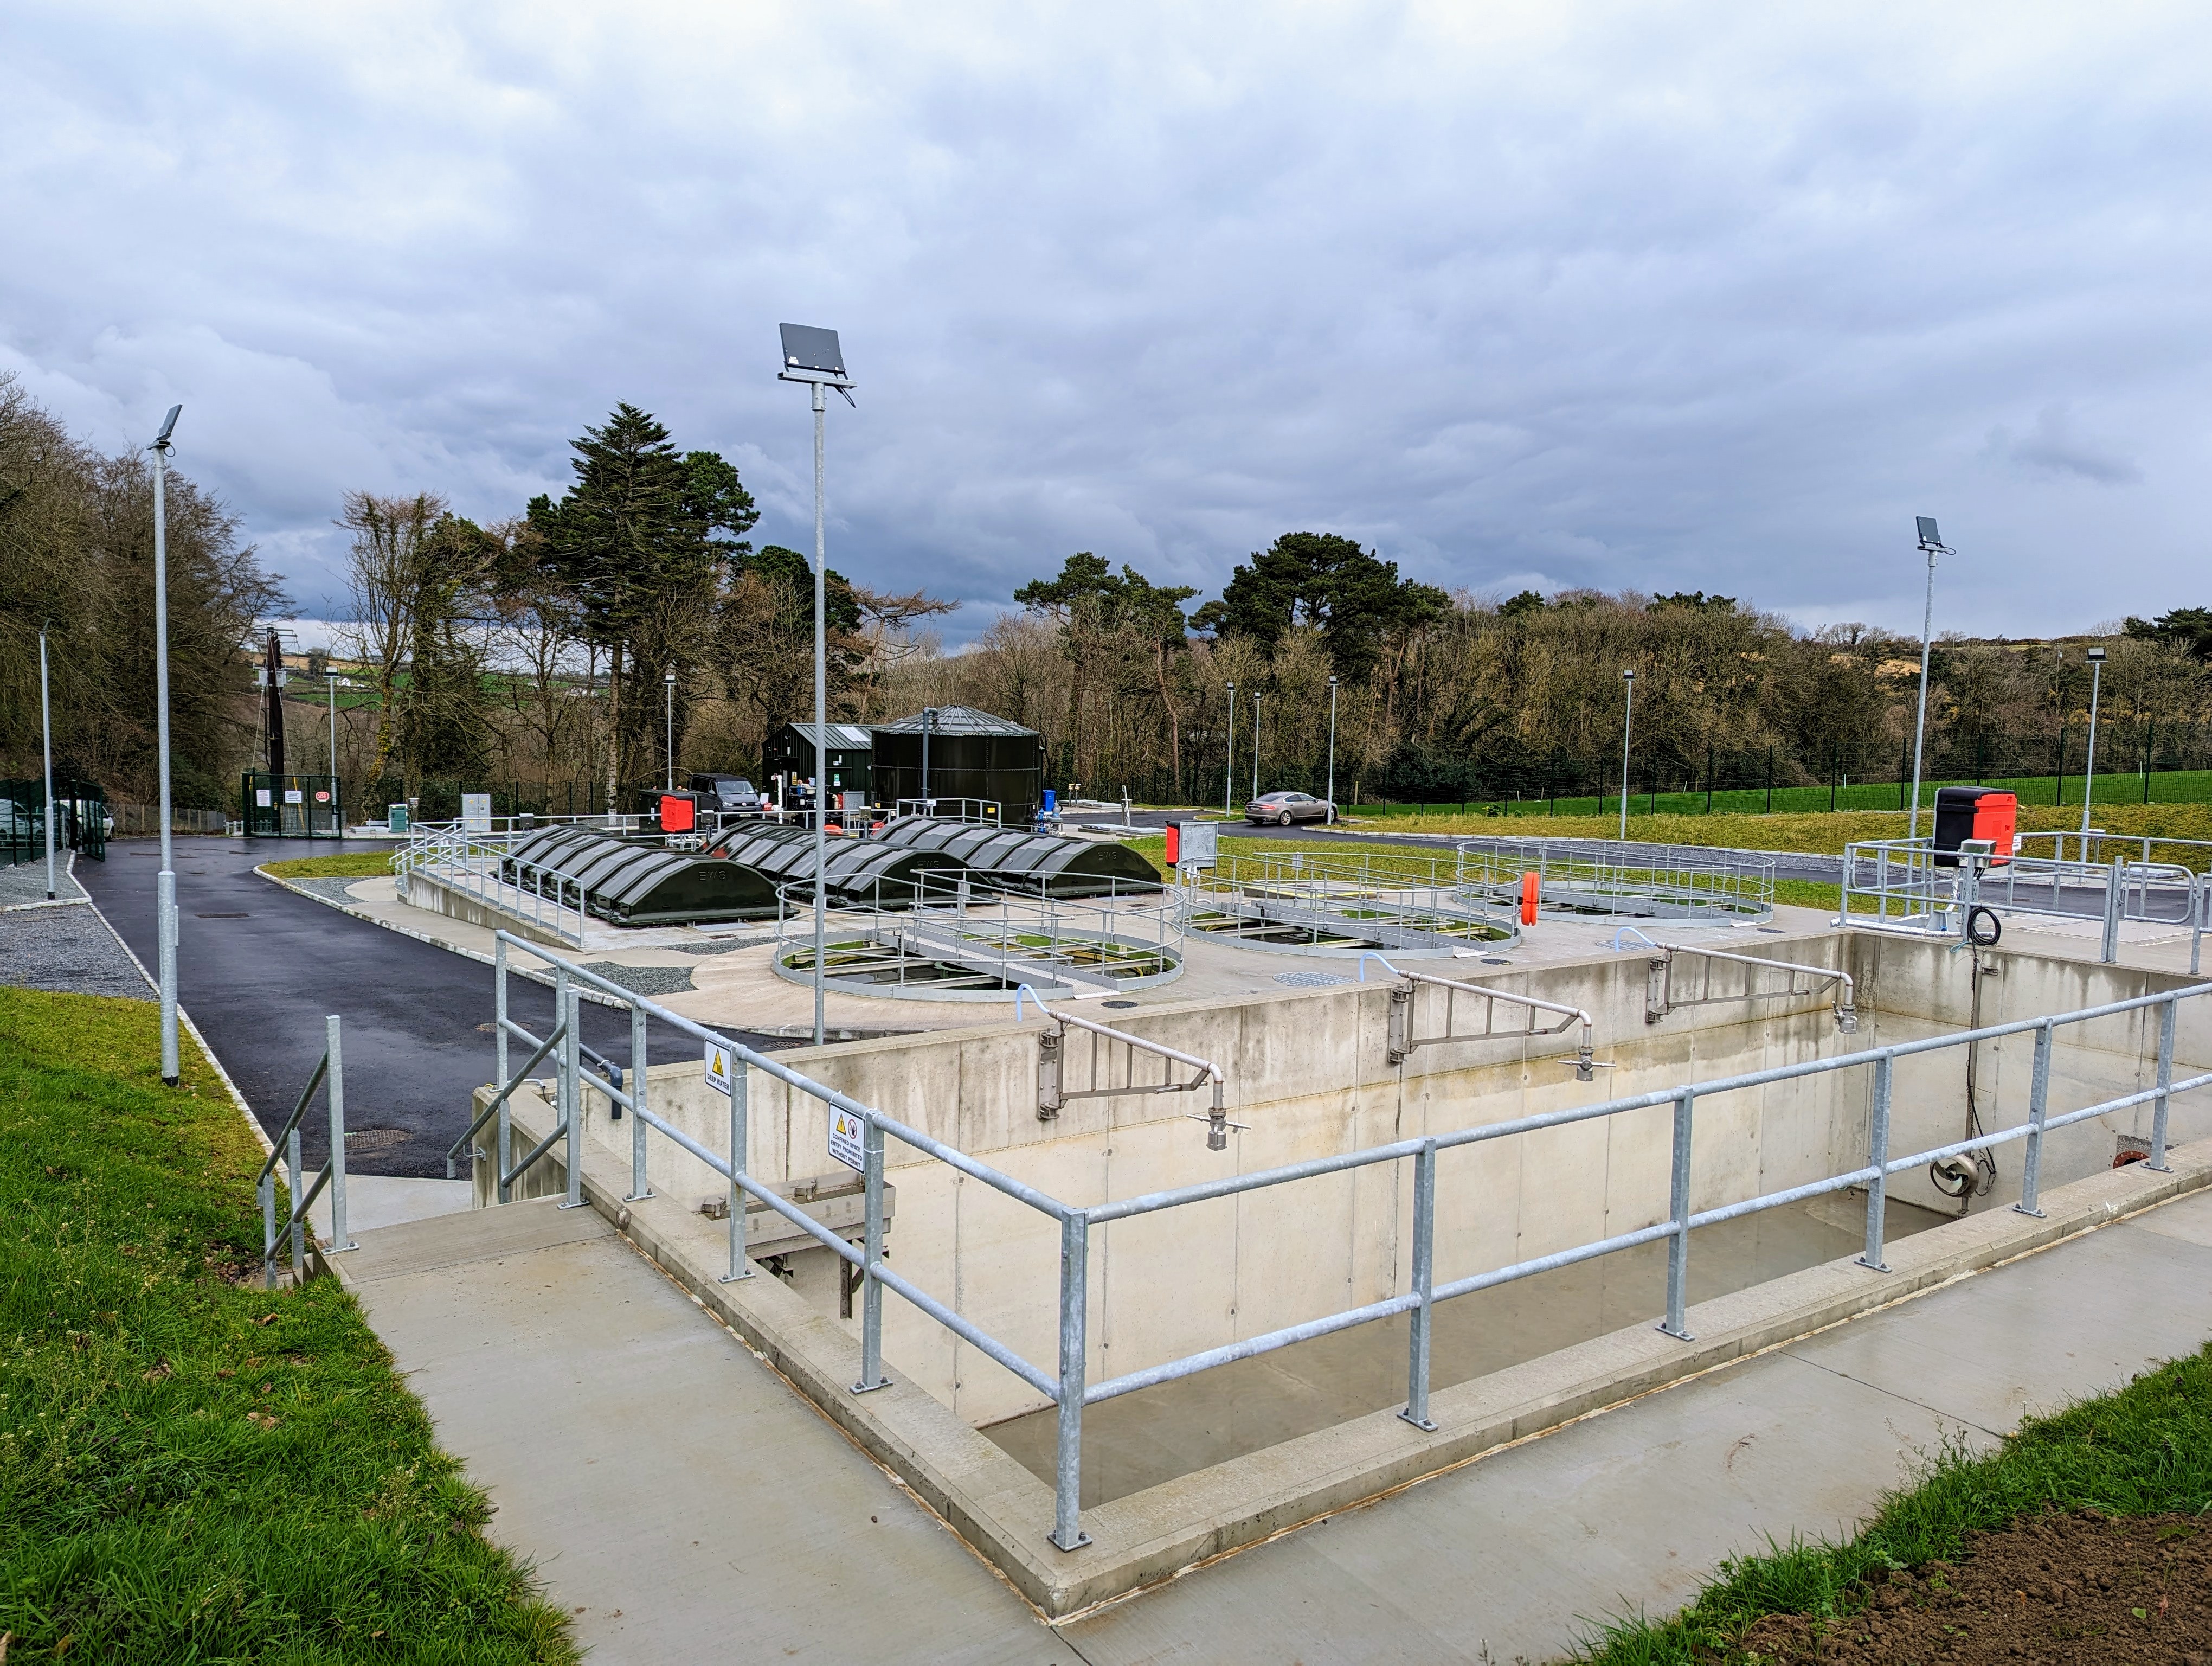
1622 668 1635 682
2086 646 2107 663
152 405 181 448
778 324 856 406
1915 515 1941 549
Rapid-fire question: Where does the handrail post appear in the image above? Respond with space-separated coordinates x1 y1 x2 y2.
1050 1209 1092 1550
721 1059 751 1282
260 1163 278 1290
325 1015 355 1252
1400 1139 1438 1430
287 1121 305 1277
558 975 584 1209
1858 1053 1893 1272
627 999 652 1201
854 1113 890 1392
1661 1088 1695 1338
2100 855 2123 964
495 938 512 1202
2015 1021 2053 1217
2150 995 2177 1172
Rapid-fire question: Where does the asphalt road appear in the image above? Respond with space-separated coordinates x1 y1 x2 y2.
81 837 785 1179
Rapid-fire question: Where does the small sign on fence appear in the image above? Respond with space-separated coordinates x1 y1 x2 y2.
461 792 492 833
704 1041 733 1097
829 1107 865 1174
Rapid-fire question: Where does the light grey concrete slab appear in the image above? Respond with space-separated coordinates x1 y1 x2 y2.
351 1212 1050 1665
1780 1208 2212 1433
1059 1349 1971 1666
310 1175 472 1240
2129 1185 2212 1249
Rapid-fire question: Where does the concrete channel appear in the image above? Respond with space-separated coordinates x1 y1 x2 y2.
464 917 2212 1618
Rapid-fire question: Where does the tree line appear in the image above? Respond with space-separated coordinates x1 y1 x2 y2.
8 368 2210 819
0 375 279 807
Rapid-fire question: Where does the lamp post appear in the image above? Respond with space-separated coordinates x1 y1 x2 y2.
326 668 340 835
1618 669 1635 842
779 325 856 1050
921 706 937 808
1250 691 1263 801
664 669 678 791
1907 517 1949 845
39 624 56 900
1223 682 1235 816
1326 674 1338 822
151 404 182 1085
2080 645 2107 838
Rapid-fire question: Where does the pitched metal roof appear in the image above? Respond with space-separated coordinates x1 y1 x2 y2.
777 722 876 749
875 705 1039 738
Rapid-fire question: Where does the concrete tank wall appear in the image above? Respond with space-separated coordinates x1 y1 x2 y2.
562 933 2212 1427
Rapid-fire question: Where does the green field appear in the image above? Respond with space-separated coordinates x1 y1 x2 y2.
1343 766 2212 822
0 986 574 1663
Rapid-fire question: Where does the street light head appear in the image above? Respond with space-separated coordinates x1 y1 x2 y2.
2087 646 2107 663
152 404 181 450
1915 515 1944 551
664 670 678 685
1622 668 1635 682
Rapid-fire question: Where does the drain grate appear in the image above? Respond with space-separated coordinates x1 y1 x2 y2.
1273 971 1347 988
344 1126 411 1151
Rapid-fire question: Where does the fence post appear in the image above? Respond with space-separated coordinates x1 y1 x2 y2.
494 939 512 1203
1051 1210 1092 1550
1400 1139 1438 1430
2151 996 2177 1172
2015 1021 2053 1217
627 999 652 1201
557 973 584 1209
2100 856 2123 964
325 1015 355 1252
854 1113 890 1393
721 1062 751 1282
1859 1053 1893 1272
1661 1089 1696 1338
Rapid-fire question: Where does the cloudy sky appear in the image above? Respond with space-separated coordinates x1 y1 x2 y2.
4 2 2208 642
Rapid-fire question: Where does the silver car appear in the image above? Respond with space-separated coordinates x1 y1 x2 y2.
1244 790 1335 826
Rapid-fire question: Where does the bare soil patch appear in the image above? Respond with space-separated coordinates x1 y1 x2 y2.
1738 1509 2212 1664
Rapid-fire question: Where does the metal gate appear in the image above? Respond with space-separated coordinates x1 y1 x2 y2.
240 772 342 838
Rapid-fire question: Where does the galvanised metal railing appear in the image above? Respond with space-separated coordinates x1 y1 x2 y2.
395 824 590 946
1456 836 1776 926
477 928 2212 1557
1840 837 2208 968
772 868 1184 997
258 1015 357 1287
1181 847 1521 956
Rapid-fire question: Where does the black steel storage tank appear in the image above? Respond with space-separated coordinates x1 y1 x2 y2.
870 706 1045 824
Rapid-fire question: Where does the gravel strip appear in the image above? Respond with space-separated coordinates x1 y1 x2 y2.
670 934 777 956
0 900 152 999
574 960 696 996
0 853 87 906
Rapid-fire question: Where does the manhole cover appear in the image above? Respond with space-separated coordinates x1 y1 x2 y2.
1102 999 1140 1009
196 912 249 919
1272 972 1346 988
344 1127 411 1151
1482 957 1512 965
1758 927 1783 934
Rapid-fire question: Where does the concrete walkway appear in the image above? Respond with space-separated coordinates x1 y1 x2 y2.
345 1184 2212 1664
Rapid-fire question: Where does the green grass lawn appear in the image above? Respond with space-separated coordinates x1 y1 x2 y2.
1571 1341 2212 1663
1346 766 2212 821
0 987 575 1663
260 851 393 879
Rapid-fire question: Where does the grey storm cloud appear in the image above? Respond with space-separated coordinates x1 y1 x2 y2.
4 1 2210 639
